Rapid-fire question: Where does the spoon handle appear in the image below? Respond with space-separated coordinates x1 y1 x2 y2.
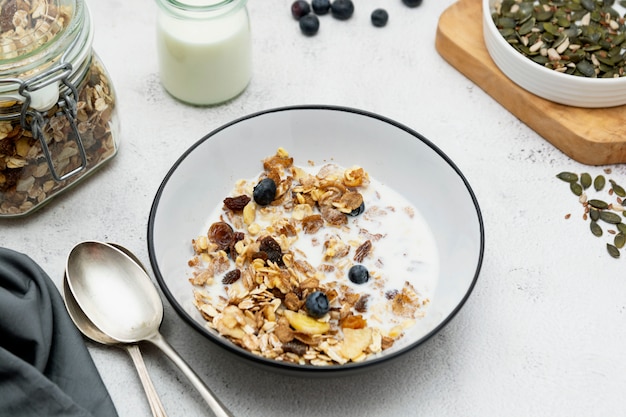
147 332 234 417
125 344 169 417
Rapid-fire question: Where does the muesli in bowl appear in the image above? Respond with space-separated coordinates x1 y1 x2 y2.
148 106 483 376
187 148 437 366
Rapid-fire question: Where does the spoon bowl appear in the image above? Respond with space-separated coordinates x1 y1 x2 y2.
62 275 168 417
65 241 233 417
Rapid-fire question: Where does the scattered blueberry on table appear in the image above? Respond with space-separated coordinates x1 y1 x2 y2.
291 0 422 36
300 14 320 35
371 9 389 28
291 0 311 19
330 0 354 20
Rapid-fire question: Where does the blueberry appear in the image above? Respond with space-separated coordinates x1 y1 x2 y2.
291 0 311 20
348 264 369 284
331 0 354 20
312 0 331 15
299 14 320 36
402 0 423 7
348 201 365 216
371 8 388 27
253 178 276 206
305 291 330 318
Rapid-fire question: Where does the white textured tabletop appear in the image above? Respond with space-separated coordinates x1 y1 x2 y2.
2 0 625 416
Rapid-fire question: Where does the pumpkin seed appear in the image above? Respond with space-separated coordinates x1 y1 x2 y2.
591 220 603 237
580 173 592 189
607 243 620 258
557 171 579 182
492 0 626 78
590 209 601 221
594 175 606 191
618 223 626 234
588 199 609 209
570 182 583 196
609 180 626 197
600 211 622 224
615 233 626 249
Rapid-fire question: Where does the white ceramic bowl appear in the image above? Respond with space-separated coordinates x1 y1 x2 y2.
483 0 626 108
148 106 484 376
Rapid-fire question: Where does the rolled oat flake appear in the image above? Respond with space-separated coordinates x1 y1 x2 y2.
0 0 119 217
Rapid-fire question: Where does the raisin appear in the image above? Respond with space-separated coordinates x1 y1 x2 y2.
223 195 251 211
228 231 245 259
222 269 241 285
208 222 234 251
259 236 284 266
283 340 308 356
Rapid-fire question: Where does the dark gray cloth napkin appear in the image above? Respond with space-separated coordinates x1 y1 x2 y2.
0 247 118 417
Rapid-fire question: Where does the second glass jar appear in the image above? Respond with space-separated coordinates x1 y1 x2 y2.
155 0 252 106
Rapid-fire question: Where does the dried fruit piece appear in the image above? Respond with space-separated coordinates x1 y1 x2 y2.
208 222 234 251
283 310 330 334
259 235 284 266
224 195 251 211
222 269 241 285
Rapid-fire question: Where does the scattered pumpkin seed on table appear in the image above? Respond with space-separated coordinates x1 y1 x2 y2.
557 170 626 258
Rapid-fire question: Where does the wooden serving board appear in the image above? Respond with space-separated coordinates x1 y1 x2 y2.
435 0 626 166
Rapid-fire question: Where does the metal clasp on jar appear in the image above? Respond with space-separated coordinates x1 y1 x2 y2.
17 62 88 182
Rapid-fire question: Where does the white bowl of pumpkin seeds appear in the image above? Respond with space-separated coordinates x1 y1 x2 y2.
483 0 626 108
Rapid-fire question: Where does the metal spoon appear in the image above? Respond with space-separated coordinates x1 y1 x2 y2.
65 241 233 417
62 276 168 417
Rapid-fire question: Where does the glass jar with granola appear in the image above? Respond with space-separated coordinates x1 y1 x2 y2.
0 0 119 217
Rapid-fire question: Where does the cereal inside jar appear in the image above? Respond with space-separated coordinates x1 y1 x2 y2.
0 0 119 217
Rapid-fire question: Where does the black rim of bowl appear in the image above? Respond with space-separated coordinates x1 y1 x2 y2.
147 104 485 374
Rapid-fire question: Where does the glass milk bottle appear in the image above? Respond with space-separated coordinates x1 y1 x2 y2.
155 0 252 106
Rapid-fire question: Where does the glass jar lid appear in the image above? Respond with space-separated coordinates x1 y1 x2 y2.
0 0 82 77
0 0 91 111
